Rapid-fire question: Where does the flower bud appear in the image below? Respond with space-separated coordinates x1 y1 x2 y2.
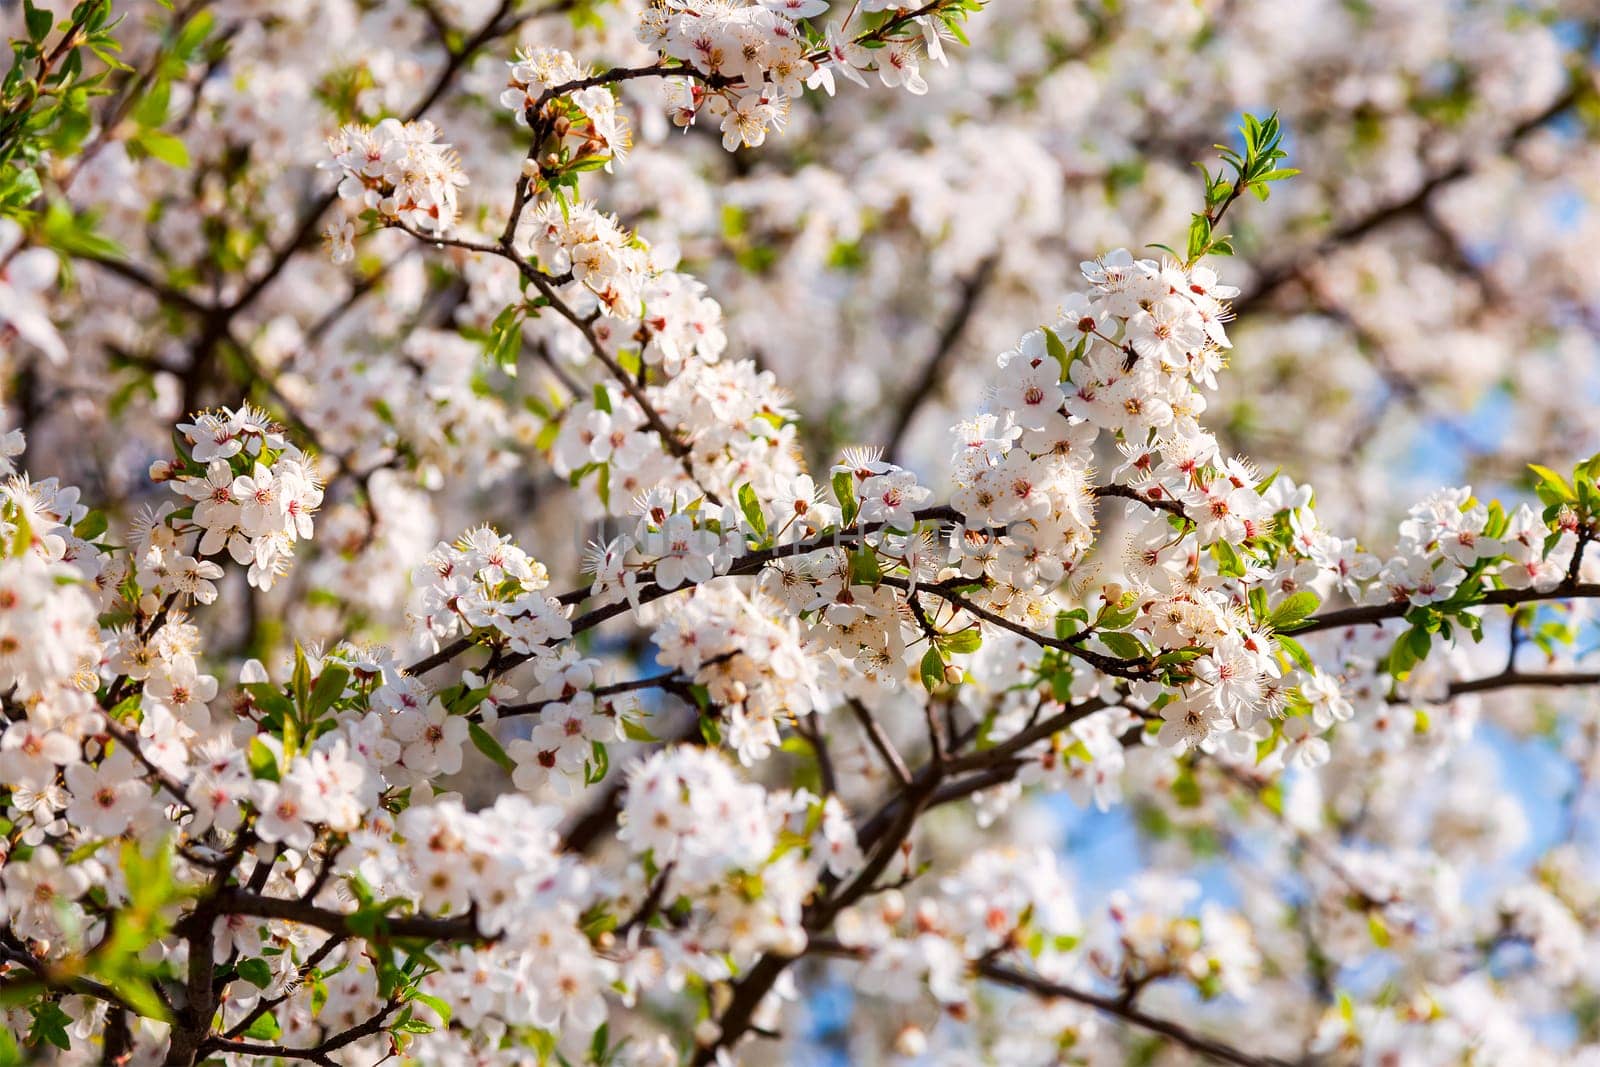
710 981 733 1015
775 926 807 956
893 1025 927 1057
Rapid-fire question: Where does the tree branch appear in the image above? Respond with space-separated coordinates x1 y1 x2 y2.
979 962 1296 1067
1298 583 1600 635
884 254 998 462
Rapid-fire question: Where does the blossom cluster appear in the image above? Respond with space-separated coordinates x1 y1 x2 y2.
519 199 655 317
652 583 822 763
9 0 1600 1062
322 118 468 246
161 403 324 592
410 525 572 662
500 47 630 167
619 746 848 964
638 0 946 150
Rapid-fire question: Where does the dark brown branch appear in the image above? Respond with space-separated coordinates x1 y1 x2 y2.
880 576 1154 680
496 666 694 718
402 504 968 677
206 1000 398 1065
75 251 213 316
1094 481 1190 520
942 697 1111 775
845 698 913 786
0 939 140 1016
1298 584 1600 635
885 254 998 462
1441 670 1600 700
617 863 676 938
217 934 346 1042
401 487 1178 684
1232 76 1591 320
208 890 484 943
980 962 1296 1067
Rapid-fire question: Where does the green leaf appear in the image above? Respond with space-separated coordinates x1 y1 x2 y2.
24 1 52 43
247 736 280 782
1387 624 1431 679
38 200 123 259
66 837 111 865
564 154 612 173
1247 586 1271 623
73 509 108 541
592 381 612 414
235 957 272 989
132 79 171 128
174 9 215 58
1042 325 1069 373
279 713 300 761
919 647 945 691
832 470 858 527
847 548 881 586
29 1001 72 1051
410 990 451 1027
1095 598 1139 630
1187 214 1212 262
1268 591 1321 631
442 684 490 715
1275 634 1314 673
486 304 524 375
1212 540 1245 578
1171 767 1203 808
737 483 767 540
1529 464 1577 506
585 740 610 785
620 718 658 743
244 1011 282 1040
1054 609 1087 640
245 683 296 724
1099 631 1146 660
698 712 721 746
9 505 32 557
291 644 312 714
133 129 189 168
468 722 515 774
1578 475 1600 518
307 665 350 718
941 628 983 655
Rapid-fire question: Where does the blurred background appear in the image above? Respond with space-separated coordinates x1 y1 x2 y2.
6 0 1600 1061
